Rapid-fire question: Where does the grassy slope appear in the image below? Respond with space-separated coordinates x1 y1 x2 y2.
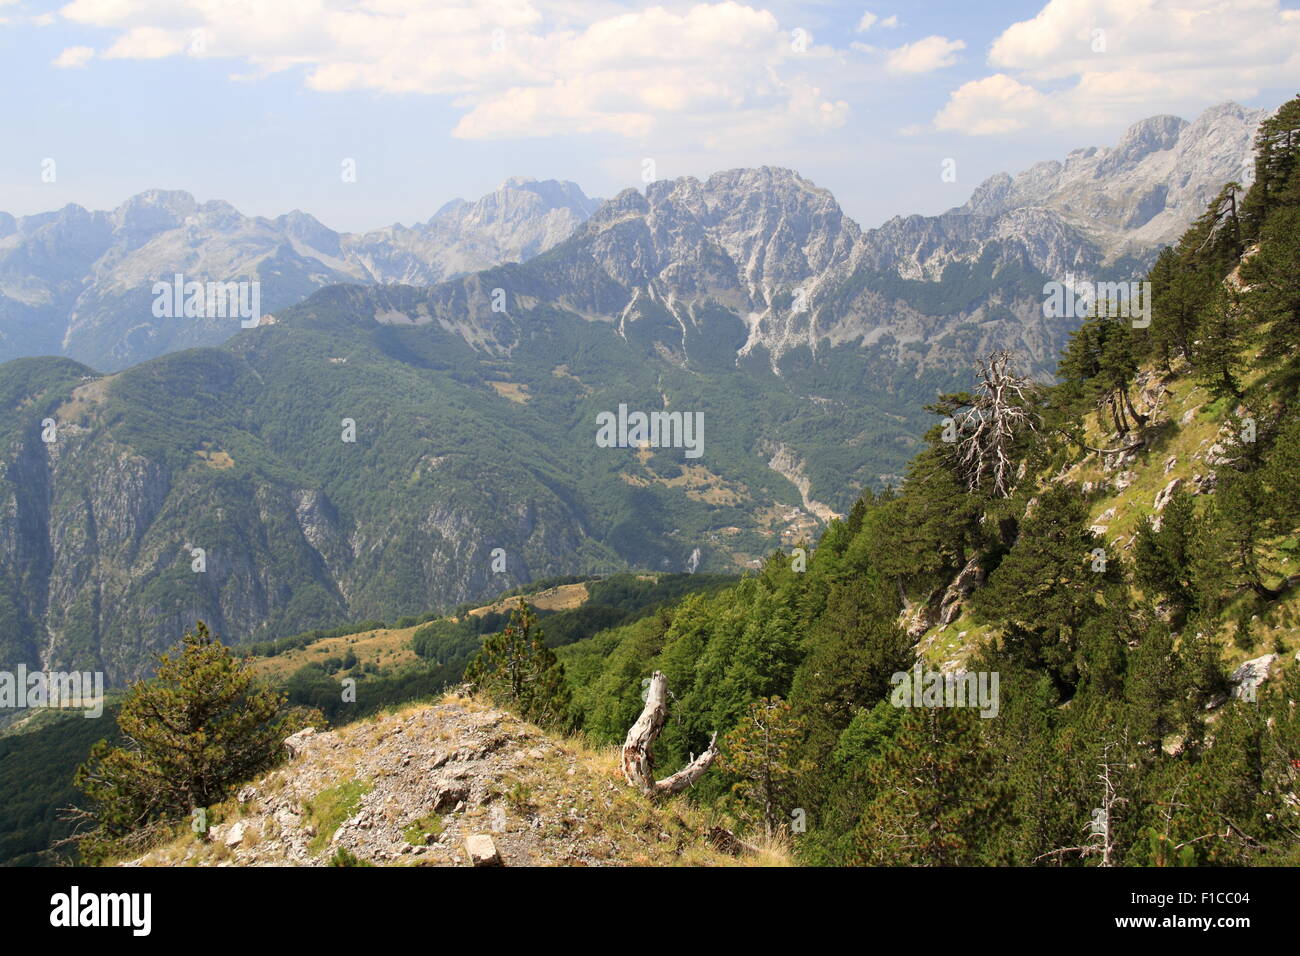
919 343 1299 673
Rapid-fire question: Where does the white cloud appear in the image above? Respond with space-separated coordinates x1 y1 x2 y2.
855 10 898 33
934 73 1049 134
885 35 964 75
103 26 185 59
54 0 853 148
935 0 1300 134
52 45 95 68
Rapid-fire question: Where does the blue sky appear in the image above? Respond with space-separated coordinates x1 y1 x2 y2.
3 0 1298 233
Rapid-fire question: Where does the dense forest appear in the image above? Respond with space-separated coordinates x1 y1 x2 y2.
530 96 1300 865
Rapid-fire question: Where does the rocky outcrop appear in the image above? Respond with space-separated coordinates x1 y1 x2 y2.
1154 478 1184 512
937 558 985 627
127 695 743 867
1230 654 1277 700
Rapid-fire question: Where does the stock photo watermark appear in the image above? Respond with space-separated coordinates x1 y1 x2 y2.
0 665 104 718
890 663 1000 718
1043 276 1151 328
152 273 262 328
596 404 704 458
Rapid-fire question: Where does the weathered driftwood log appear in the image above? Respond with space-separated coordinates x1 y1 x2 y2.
621 671 718 795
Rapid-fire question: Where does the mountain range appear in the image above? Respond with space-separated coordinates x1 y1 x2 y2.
0 178 600 371
0 101 1268 684
1 102 1262 377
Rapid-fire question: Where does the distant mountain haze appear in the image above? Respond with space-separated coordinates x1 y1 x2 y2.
0 178 601 372
0 103 1263 375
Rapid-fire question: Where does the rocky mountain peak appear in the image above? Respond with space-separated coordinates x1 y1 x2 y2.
579 167 859 292
0 178 601 368
433 177 598 229
1102 113 1188 172
110 189 200 233
955 100 1265 252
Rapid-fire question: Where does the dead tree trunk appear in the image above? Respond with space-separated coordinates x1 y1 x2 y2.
622 671 718 796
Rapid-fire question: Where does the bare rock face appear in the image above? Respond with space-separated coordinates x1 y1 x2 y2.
284 728 318 758
1154 477 1184 512
957 103 1264 257
224 821 247 848
901 588 944 638
345 178 600 287
937 558 985 627
1192 472 1218 495
1230 654 1277 700
431 784 471 813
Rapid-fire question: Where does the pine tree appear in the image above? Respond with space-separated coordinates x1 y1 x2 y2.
1059 315 1145 434
851 705 1005 865
464 602 574 730
1242 206 1300 359
1194 285 1244 399
73 621 316 862
971 485 1125 692
1123 619 1186 758
1241 95 1300 237
1133 487 1199 619
864 445 983 597
788 570 912 773
718 696 810 837
1182 182 1246 275
1148 246 1199 366
1198 445 1280 603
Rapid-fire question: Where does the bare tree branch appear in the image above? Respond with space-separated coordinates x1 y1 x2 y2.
953 351 1039 498
622 671 718 796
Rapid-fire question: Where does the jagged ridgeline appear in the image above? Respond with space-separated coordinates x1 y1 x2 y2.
0 105 1263 686
553 97 1300 865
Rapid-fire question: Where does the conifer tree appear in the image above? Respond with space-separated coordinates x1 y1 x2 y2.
73 621 316 862
1133 487 1199 620
1194 285 1244 399
464 602 574 730
789 569 912 773
851 705 1005 865
972 486 1124 692
1148 245 1198 366
719 696 810 837
1241 95 1300 236
1242 206 1300 359
1059 315 1145 434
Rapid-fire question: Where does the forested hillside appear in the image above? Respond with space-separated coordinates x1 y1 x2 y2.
550 97 1300 865
12 99 1300 871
